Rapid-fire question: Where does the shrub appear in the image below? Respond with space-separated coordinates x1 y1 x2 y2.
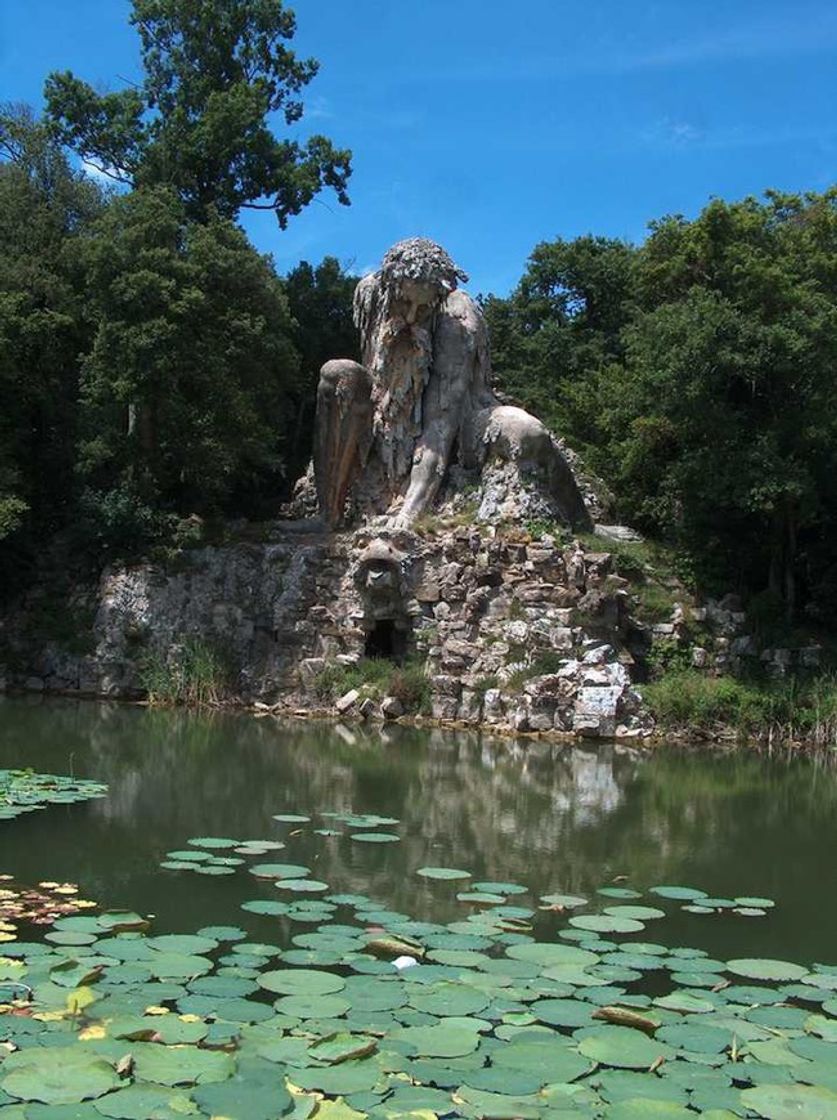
312 656 430 713
643 668 837 743
140 638 229 707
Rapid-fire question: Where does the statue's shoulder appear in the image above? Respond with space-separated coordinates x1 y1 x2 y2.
440 289 487 345
442 288 479 317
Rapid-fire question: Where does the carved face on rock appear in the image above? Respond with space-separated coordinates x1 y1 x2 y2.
353 539 407 617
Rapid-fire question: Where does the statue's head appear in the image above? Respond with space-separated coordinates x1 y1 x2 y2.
371 238 469 325
380 238 468 293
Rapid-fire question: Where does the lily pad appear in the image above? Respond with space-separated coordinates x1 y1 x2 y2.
416 867 472 881
650 886 708 901
249 863 310 879
258 968 346 996
740 1083 837 1119
1 1047 122 1105
728 958 809 983
577 1026 672 1069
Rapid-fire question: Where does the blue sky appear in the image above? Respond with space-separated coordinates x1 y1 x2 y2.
2 0 836 293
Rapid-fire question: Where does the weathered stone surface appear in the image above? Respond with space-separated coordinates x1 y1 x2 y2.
309 238 591 530
335 689 360 713
2 509 655 740
594 523 643 542
380 695 404 720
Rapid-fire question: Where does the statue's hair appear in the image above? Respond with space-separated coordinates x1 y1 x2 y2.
379 238 469 290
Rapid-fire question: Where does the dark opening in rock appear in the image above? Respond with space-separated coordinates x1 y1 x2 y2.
365 619 407 662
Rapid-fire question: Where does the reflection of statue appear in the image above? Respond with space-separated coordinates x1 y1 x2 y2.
314 238 591 530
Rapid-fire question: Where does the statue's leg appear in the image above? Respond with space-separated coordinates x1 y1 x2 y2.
314 359 372 527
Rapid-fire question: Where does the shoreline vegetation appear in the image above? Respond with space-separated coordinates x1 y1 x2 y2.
141 646 837 753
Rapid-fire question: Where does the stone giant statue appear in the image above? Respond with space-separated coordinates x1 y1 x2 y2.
312 238 590 530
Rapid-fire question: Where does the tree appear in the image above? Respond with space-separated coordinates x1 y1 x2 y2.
489 193 837 620
44 0 351 227
77 186 300 554
283 256 357 483
0 104 103 581
484 236 636 447
589 192 837 617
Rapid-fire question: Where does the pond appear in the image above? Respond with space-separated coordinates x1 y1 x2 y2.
1 695 837 1117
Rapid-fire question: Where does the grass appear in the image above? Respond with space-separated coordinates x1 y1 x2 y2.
576 532 689 624
413 499 479 537
643 668 837 745
312 656 430 714
504 651 567 693
140 638 230 707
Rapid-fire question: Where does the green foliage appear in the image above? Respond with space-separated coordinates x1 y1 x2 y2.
283 256 358 484
504 651 566 693
76 186 299 553
644 668 837 742
646 638 692 677
312 656 430 714
490 190 837 623
472 675 499 699
140 638 230 707
523 517 567 542
0 104 104 589
44 0 351 227
386 662 431 713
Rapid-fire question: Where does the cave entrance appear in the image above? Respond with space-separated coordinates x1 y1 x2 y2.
365 619 407 663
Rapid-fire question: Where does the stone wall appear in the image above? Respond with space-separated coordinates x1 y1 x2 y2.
0 523 649 740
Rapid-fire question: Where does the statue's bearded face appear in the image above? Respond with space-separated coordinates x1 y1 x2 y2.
391 277 444 325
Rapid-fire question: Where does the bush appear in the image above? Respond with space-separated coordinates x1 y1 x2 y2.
140 639 230 707
643 668 837 743
312 656 430 713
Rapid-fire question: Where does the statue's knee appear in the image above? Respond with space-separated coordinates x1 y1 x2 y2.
318 359 369 397
477 405 551 464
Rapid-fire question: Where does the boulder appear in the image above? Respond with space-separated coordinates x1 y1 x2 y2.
380 695 404 720
335 689 360 713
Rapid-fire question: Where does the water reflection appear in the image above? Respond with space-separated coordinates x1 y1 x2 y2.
0 696 836 964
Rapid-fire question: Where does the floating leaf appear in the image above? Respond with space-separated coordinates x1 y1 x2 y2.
249 863 310 879
1 1046 122 1105
741 1083 837 1119
569 914 645 934
275 879 329 893
727 958 809 983
540 893 588 908
258 968 346 996
473 881 527 896
416 867 472 881
577 1026 672 1069
650 886 708 901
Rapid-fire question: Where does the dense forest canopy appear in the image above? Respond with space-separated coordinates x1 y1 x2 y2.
484 190 837 625
1 0 837 635
0 0 356 593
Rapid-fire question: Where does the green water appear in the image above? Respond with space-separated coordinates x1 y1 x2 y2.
1 695 836 967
